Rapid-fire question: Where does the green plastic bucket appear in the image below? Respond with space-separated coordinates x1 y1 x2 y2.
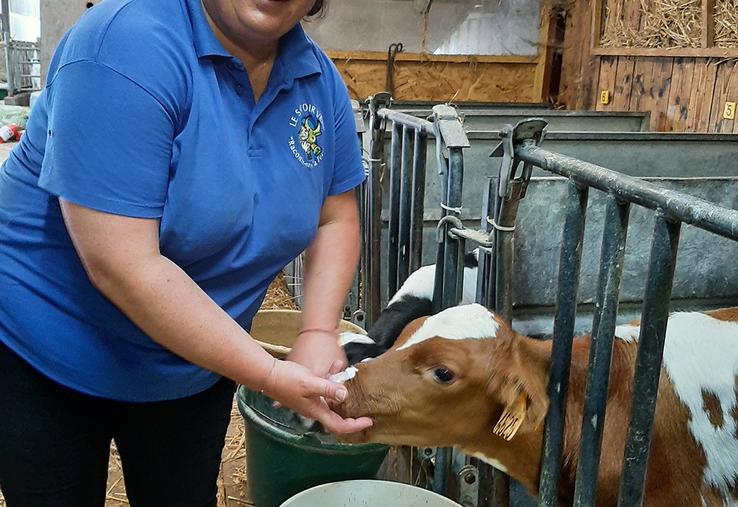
236 386 389 507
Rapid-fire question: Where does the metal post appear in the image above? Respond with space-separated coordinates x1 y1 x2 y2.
433 147 464 498
398 125 414 287
409 130 427 273
431 104 469 498
573 195 630 505
441 147 464 309
617 215 681 507
1 0 11 97
388 121 403 297
365 94 392 327
537 181 589 507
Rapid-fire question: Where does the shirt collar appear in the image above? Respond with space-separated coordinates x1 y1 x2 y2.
184 0 231 59
274 24 322 81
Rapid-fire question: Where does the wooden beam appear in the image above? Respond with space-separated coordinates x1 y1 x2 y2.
325 50 538 65
534 1 556 102
702 0 715 49
591 0 604 51
591 46 738 58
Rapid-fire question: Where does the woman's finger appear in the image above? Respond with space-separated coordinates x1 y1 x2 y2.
313 407 373 434
302 376 348 403
328 358 347 375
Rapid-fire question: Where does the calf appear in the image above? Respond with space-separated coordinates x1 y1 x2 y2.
336 304 738 506
341 251 479 364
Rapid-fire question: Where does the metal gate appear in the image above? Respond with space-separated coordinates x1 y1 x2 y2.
365 103 738 506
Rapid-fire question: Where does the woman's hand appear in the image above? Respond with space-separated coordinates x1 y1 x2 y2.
287 329 347 378
263 359 372 434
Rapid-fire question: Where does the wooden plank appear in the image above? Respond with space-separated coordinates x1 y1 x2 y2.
702 0 715 48
534 1 556 103
665 58 696 132
626 57 674 131
579 0 597 109
713 61 738 133
708 62 728 132
686 59 719 132
333 58 541 102
591 0 604 50
559 0 587 108
652 58 676 131
325 50 537 65
611 56 637 112
592 46 738 57
595 56 618 111
628 58 654 113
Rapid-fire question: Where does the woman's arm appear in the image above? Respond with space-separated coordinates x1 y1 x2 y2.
60 199 370 433
287 190 360 377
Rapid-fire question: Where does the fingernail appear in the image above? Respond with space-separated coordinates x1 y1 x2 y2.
336 388 347 402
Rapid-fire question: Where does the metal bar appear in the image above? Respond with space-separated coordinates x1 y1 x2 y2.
378 108 436 135
538 181 589 507
397 125 414 287
365 94 391 327
617 216 681 507
449 227 494 248
388 121 403 296
1 0 11 97
471 180 496 507
517 145 738 241
410 131 427 273
433 147 465 498
441 148 465 309
573 195 630 506
475 178 494 305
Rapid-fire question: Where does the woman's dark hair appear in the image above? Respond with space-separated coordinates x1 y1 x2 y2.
306 0 326 18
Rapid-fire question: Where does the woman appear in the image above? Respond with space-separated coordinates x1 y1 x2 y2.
0 0 372 505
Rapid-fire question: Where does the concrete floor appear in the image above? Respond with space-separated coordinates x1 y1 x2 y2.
0 140 16 162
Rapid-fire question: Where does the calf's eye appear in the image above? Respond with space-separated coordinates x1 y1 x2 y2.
433 367 455 384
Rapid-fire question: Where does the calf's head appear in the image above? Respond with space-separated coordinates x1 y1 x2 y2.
336 304 550 451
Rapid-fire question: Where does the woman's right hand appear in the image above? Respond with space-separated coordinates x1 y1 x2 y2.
263 359 372 435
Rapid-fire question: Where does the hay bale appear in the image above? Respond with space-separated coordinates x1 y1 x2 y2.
600 0 702 48
715 0 738 48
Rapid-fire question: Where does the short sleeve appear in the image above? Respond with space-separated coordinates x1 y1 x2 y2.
326 77 365 196
38 60 175 218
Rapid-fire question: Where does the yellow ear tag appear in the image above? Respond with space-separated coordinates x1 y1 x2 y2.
492 392 527 441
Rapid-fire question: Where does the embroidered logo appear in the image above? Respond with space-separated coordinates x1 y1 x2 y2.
288 103 324 168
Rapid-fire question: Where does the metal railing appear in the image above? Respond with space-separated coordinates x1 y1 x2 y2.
0 0 40 96
365 102 738 506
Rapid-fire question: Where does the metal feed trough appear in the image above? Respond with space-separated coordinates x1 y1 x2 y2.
367 101 650 133
359 99 738 506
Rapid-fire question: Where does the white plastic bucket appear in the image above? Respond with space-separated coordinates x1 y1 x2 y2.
279 479 463 507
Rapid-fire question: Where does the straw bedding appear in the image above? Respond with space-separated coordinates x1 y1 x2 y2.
599 0 737 49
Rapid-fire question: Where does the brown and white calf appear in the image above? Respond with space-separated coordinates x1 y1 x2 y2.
336 304 738 506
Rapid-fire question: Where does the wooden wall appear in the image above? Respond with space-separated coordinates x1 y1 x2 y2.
328 51 546 104
560 0 738 133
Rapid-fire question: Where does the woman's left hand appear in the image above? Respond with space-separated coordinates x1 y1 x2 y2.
287 329 348 378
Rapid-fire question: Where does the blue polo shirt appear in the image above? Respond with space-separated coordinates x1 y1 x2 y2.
0 0 364 401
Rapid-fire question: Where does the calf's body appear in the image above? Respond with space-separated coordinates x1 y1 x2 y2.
338 305 738 506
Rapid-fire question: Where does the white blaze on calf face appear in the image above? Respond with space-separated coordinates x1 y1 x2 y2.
660 312 738 497
339 332 375 346
397 303 499 351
